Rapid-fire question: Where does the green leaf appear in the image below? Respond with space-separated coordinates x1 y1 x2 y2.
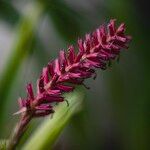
22 86 85 150
0 2 43 128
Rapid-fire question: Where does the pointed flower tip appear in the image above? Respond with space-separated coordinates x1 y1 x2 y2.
13 107 27 116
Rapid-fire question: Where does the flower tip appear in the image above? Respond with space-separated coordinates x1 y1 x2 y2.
110 18 117 23
13 107 27 116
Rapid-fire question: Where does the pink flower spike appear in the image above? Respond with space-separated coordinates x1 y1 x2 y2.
47 89 61 95
108 19 116 36
16 19 131 118
56 84 74 92
59 50 67 71
67 45 75 65
34 110 54 117
26 83 34 100
42 67 49 84
48 62 55 77
54 59 61 75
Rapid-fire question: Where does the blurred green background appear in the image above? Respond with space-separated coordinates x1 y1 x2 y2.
0 0 149 150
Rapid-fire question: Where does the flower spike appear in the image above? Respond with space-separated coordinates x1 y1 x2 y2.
17 19 131 117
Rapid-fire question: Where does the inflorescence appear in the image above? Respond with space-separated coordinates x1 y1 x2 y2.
17 19 131 117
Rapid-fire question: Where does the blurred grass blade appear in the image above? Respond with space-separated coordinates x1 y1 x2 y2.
23 86 85 150
0 0 20 25
0 2 43 127
0 139 8 150
39 0 83 42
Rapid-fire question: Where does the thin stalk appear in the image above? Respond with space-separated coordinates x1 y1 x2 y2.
7 113 32 150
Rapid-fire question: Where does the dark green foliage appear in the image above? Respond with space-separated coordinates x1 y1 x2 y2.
0 0 20 25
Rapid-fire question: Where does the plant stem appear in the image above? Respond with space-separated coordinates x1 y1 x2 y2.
7 113 32 150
